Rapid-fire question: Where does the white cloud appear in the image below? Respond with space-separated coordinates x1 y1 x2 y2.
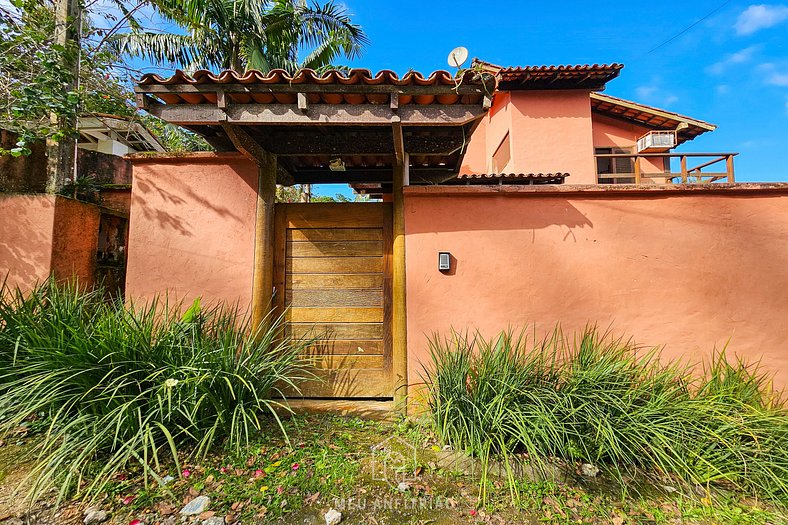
635 84 679 107
735 4 788 35
706 46 759 75
635 86 657 99
758 63 788 86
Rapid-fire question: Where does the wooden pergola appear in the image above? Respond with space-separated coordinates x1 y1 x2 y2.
135 68 495 409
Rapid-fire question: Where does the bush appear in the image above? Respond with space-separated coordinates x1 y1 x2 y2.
0 280 309 501
423 327 788 505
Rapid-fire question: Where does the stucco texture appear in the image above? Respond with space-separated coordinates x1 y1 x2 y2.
0 195 100 293
404 189 788 389
461 90 621 184
125 154 258 310
0 194 56 291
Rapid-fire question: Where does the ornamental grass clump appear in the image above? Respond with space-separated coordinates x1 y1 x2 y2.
0 279 309 501
423 327 788 505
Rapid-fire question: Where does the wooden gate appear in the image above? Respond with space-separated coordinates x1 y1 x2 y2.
274 203 393 398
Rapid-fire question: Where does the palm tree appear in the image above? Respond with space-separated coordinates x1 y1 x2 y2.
114 0 368 73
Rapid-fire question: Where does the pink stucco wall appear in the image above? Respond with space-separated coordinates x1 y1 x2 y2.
0 195 100 293
126 153 258 309
51 196 100 286
0 194 56 292
462 90 617 184
404 186 788 390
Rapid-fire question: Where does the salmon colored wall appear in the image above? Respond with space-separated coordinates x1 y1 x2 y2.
461 90 598 183
592 114 665 177
0 194 56 292
51 197 100 286
126 154 258 310
404 187 788 390
461 93 511 174
509 91 596 184
0 195 100 293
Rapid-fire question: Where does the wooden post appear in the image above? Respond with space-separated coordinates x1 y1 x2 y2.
221 123 279 333
680 155 688 184
726 155 735 183
392 153 409 413
633 156 641 184
251 150 277 335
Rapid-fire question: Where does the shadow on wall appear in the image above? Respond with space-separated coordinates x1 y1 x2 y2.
0 196 55 290
133 165 251 237
406 196 593 235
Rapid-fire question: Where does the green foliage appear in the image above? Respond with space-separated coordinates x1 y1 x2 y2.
0 0 78 151
423 327 788 506
113 0 369 73
139 114 211 153
0 0 136 154
0 279 309 502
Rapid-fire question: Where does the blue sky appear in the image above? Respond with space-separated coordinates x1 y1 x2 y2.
98 0 788 190
324 0 788 184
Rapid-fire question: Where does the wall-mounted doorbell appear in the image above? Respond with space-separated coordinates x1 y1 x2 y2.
438 251 451 272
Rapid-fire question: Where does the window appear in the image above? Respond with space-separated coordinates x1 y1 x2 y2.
492 132 511 173
596 147 635 184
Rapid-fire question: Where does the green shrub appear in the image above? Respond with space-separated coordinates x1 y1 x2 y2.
0 280 309 501
423 327 788 505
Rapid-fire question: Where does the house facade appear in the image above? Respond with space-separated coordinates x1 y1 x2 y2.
52 62 788 405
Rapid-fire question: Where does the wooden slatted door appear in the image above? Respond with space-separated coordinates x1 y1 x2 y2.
275 203 393 398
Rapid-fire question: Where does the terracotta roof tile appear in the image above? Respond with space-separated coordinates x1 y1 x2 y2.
136 68 493 107
590 92 715 142
138 68 483 87
473 60 623 90
457 172 569 181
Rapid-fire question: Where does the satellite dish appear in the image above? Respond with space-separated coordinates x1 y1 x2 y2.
447 46 469 68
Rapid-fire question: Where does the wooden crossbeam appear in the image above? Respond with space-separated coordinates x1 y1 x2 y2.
221 124 295 185
148 104 485 127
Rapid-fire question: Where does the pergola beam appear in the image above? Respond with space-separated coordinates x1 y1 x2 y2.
392 116 404 165
221 124 295 186
148 104 485 127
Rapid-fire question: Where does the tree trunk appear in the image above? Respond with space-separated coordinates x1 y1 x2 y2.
45 0 81 194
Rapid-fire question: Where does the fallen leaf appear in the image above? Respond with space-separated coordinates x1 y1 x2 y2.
304 492 320 505
198 511 215 520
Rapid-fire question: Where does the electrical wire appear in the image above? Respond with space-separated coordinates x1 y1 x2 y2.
648 1 732 54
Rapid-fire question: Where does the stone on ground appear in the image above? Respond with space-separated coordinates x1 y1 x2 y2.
324 508 342 525
83 507 109 525
180 496 210 516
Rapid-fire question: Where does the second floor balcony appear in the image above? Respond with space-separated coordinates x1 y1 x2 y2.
595 151 737 185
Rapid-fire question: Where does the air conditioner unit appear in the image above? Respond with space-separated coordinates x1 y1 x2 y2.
637 131 676 153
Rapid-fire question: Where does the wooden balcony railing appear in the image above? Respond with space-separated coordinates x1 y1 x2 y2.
595 152 737 185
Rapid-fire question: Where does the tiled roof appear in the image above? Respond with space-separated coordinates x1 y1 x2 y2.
457 172 569 182
138 68 479 86
591 92 715 142
137 68 492 106
473 60 623 90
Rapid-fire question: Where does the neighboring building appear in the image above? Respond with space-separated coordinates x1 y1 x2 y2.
78 113 165 156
